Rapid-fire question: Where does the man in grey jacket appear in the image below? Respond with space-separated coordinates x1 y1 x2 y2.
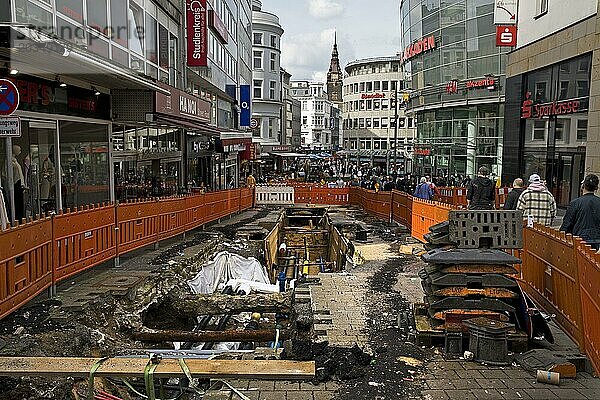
560 174 600 250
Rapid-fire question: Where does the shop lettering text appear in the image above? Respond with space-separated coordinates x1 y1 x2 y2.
521 92 581 119
402 35 436 63
208 10 228 44
446 78 496 94
361 93 386 100
187 0 208 67
10 78 96 112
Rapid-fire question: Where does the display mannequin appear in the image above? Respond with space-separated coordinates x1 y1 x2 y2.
12 145 24 221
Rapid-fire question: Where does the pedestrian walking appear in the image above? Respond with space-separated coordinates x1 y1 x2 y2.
503 178 526 210
560 174 600 250
414 177 433 200
467 166 496 210
517 174 557 226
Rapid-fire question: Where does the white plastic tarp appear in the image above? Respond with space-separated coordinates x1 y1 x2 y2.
187 251 273 294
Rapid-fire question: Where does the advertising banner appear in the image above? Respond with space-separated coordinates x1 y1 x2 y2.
186 0 208 67
240 85 251 127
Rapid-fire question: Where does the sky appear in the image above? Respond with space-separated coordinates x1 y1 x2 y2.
259 0 401 82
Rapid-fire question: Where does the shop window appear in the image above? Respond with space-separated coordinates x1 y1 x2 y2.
253 51 262 69
87 0 108 34
577 120 588 141
128 2 144 55
145 14 158 64
532 120 547 141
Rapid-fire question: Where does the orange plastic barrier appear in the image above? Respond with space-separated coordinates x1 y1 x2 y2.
294 185 350 205
577 239 600 373
117 199 160 255
391 190 412 230
53 204 117 282
0 218 53 318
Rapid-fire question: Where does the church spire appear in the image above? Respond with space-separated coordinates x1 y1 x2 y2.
328 31 340 73
327 31 342 105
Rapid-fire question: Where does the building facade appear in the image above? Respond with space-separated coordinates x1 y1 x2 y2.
502 0 598 206
251 0 283 146
281 68 301 149
400 0 510 179
291 81 335 150
342 56 415 172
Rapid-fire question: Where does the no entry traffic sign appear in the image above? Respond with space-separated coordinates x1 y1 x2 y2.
0 79 19 116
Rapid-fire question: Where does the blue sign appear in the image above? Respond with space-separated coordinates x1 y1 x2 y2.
240 85 251 127
0 79 20 116
225 84 236 100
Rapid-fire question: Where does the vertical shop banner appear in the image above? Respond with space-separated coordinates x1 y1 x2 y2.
186 0 208 67
240 85 251 127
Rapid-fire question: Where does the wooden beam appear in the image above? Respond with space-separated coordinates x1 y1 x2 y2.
170 292 293 316
0 357 315 380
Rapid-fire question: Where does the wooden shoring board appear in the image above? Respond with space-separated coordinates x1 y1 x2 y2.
0 357 315 380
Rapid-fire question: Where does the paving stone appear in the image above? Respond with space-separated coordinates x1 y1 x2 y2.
425 379 456 390
474 379 506 389
549 388 588 399
470 388 503 400
576 388 600 399
500 378 535 389
524 388 559 399
454 369 485 380
450 379 479 390
259 391 288 400
248 381 276 391
496 388 532 399
480 369 509 379
274 381 301 391
239 391 261 400
286 391 315 400
443 390 477 400
422 389 450 400
553 378 586 389
578 378 600 389
438 361 467 370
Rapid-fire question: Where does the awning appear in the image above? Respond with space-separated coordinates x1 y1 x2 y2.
153 114 220 135
269 152 308 158
0 24 169 95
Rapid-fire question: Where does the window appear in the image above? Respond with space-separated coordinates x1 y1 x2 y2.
302 116 307 125
381 99 389 110
408 118 414 128
577 119 588 141
270 52 277 71
559 81 569 100
145 14 158 63
169 34 178 85
366 82 373 92
381 118 389 128
57 0 83 23
253 51 262 69
128 2 144 55
535 81 548 102
359 82 365 92
359 118 365 128
253 33 262 44
373 118 380 128
269 81 276 100
270 35 277 48
373 100 380 110
555 119 570 142
374 81 381 91
577 80 589 98
536 0 548 17
366 118 372 128
533 120 547 141
158 24 169 68
302 101 308 111
87 0 108 34
253 79 262 99
382 81 389 91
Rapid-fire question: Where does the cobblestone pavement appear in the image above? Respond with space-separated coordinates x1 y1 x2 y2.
311 273 371 350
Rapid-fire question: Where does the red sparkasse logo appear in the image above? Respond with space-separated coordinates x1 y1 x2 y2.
521 91 581 119
186 0 208 67
496 25 517 47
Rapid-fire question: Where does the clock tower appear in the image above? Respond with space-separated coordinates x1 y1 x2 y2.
327 32 343 106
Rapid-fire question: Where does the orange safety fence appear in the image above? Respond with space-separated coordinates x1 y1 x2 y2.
434 187 511 209
577 239 600 373
391 190 412 231
519 225 584 351
294 185 350 205
0 188 255 320
0 217 53 318
411 198 454 242
53 204 117 282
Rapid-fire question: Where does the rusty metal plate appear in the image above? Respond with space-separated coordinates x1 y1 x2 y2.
433 287 519 299
421 248 522 265
431 309 511 323
426 296 516 314
440 264 518 275
427 272 519 288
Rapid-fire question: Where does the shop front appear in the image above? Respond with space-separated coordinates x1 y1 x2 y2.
217 133 252 189
111 83 214 200
503 53 591 207
1 73 111 223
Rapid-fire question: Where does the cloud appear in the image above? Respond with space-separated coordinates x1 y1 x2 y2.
281 28 355 81
308 0 344 19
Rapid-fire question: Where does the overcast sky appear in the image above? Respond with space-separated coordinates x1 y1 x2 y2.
259 0 401 82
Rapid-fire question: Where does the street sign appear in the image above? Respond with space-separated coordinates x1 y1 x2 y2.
0 79 19 116
0 117 21 137
250 118 259 129
496 25 517 47
494 0 517 25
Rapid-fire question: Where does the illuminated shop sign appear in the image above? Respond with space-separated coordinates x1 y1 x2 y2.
402 35 436 63
521 92 587 119
361 93 386 100
445 77 497 94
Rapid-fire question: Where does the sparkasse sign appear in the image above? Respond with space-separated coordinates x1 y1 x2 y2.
521 92 587 119
186 0 208 67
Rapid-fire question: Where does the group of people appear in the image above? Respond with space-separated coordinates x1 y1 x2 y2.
459 166 600 250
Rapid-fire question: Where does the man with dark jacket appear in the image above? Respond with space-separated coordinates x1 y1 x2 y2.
560 174 600 250
467 166 496 210
503 178 526 210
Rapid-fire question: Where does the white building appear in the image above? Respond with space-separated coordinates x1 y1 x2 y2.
343 56 416 171
251 0 284 146
291 81 336 150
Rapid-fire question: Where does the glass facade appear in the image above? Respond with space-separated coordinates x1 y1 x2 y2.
520 54 590 206
400 0 509 178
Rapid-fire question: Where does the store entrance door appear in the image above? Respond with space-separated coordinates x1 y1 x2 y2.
552 153 585 207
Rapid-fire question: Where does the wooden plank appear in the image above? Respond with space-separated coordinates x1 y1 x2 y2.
0 357 315 380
